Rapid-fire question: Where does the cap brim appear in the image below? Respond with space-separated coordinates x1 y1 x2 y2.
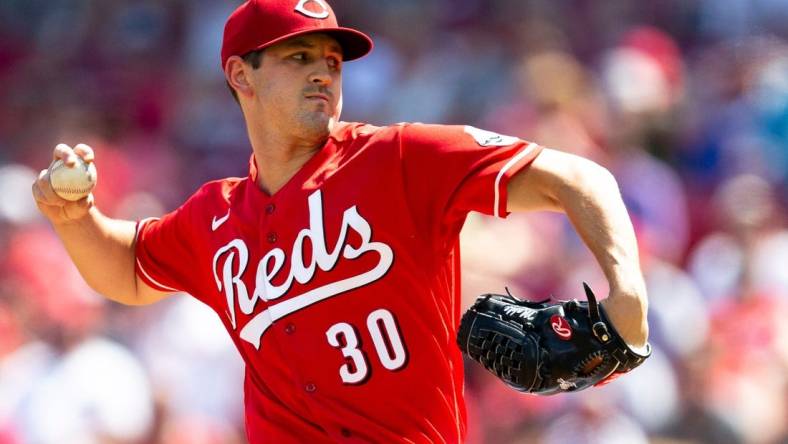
324 27 374 61
248 27 373 62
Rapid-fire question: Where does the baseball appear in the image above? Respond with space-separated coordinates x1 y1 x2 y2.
48 157 98 201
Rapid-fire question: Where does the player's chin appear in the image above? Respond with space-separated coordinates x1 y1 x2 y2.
297 112 333 136
304 101 336 117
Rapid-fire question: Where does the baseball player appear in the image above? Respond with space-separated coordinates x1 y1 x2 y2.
32 0 649 443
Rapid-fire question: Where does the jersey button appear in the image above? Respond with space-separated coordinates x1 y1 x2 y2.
305 383 317 393
267 232 278 243
340 428 352 437
265 203 275 214
284 323 296 334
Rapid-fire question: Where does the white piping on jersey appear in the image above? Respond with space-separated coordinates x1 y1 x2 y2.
135 217 158 243
493 143 538 218
135 217 182 292
136 258 181 292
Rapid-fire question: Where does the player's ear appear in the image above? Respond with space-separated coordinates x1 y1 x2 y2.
225 56 254 99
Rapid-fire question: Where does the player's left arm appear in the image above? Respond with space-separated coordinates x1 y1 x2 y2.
506 147 648 348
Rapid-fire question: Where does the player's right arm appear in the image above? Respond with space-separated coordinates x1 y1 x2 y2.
32 143 171 306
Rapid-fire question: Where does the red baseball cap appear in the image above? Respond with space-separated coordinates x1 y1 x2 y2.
221 0 373 69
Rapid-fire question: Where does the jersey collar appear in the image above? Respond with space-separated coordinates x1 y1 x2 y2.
247 122 354 183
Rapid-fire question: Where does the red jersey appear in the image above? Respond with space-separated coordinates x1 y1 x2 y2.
135 122 542 443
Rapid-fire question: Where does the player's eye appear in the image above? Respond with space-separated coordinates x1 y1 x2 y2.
291 52 308 62
327 56 341 70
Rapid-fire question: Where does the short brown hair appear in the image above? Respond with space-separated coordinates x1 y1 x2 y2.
227 49 265 104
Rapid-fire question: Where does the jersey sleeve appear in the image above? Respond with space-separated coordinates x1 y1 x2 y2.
134 190 205 294
399 123 542 235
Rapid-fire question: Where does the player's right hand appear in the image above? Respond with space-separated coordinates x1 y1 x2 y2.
32 143 96 225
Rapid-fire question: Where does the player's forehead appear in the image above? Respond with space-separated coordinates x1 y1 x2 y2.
267 33 344 56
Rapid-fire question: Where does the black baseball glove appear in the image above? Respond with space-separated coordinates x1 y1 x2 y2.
457 283 650 395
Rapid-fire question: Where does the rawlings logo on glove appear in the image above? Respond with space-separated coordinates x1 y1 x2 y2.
456 283 651 395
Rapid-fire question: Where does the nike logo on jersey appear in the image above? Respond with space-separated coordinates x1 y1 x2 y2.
211 210 231 231
211 189 394 349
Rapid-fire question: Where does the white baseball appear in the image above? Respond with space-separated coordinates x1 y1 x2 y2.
48 157 98 201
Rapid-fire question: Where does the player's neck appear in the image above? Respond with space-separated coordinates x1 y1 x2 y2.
247 125 328 195
243 110 339 194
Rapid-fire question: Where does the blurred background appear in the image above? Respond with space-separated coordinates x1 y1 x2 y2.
1 0 788 443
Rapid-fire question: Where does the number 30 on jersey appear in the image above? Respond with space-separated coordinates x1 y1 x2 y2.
325 308 408 384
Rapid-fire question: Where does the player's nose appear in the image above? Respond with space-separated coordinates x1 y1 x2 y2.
308 73 331 86
308 63 333 86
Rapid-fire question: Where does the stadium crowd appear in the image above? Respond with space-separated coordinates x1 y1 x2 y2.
1 0 787 443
